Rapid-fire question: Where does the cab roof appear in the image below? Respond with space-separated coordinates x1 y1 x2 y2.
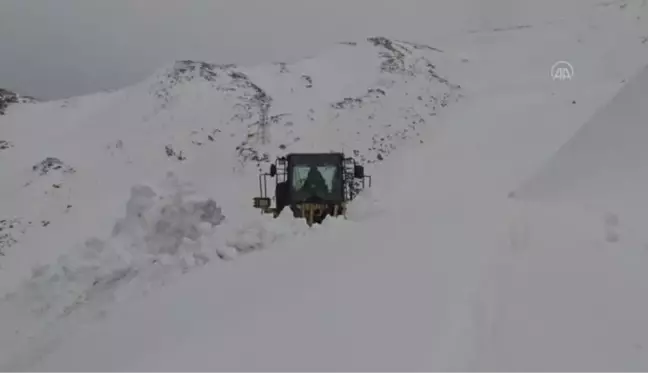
285 152 345 166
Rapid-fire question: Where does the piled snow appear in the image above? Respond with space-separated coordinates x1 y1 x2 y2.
514 63 648 212
0 172 227 361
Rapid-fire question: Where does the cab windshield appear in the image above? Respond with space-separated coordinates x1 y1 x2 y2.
291 164 341 202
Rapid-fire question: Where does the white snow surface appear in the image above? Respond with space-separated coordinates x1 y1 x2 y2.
515 63 648 210
3 1 648 370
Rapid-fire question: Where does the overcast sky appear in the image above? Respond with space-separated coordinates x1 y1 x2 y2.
0 0 586 100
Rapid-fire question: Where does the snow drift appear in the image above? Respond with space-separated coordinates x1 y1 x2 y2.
0 172 226 359
513 63 648 212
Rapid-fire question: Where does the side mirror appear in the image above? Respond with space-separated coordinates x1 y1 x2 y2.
354 165 364 179
269 164 277 177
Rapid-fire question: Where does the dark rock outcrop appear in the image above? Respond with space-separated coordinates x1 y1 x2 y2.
0 89 19 115
0 88 35 115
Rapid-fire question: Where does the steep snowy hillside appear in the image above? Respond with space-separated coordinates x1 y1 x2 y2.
0 36 461 362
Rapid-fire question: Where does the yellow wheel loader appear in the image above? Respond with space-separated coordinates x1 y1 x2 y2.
252 152 371 226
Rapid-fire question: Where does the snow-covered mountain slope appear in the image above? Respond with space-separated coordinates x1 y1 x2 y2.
0 36 458 270
3 0 648 370
0 36 461 362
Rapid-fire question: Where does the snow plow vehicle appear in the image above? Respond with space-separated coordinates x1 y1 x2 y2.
253 152 371 226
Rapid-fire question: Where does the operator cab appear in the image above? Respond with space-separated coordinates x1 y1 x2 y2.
287 153 345 204
254 152 370 226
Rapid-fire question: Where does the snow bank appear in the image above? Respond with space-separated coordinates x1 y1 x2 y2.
0 172 226 359
344 187 387 222
224 213 308 255
514 64 648 212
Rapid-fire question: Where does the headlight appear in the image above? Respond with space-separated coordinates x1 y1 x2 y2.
253 197 271 208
